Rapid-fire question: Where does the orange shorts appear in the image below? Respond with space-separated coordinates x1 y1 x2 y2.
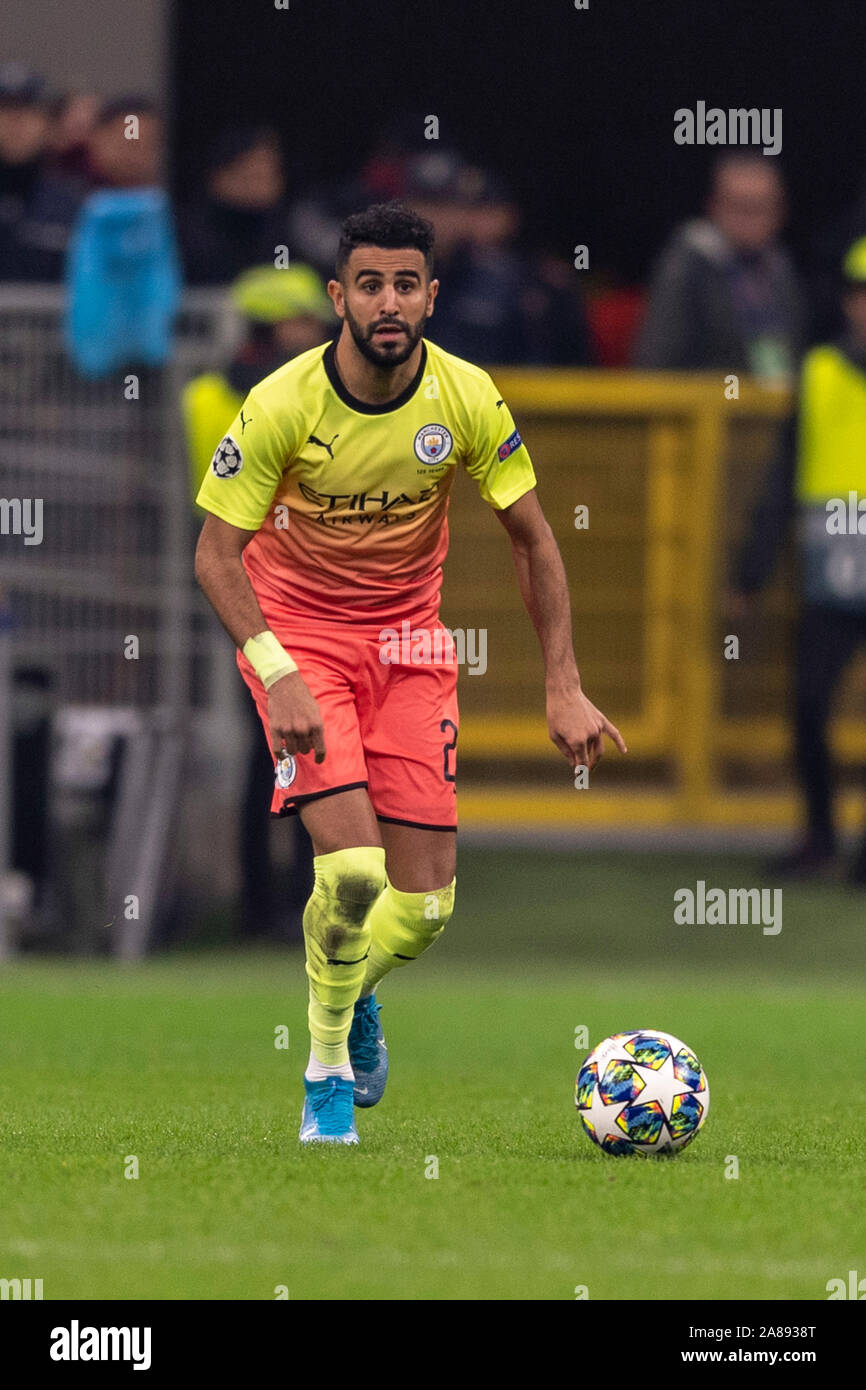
237 616 459 831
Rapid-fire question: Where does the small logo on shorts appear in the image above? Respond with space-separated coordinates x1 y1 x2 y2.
414 423 453 464
275 752 297 788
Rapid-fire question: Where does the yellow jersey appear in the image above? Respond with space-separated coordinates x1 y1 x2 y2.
195 337 536 625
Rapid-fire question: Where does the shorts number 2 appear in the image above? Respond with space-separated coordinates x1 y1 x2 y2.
441 718 458 783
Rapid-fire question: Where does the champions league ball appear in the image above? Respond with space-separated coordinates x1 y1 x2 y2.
575 1029 710 1156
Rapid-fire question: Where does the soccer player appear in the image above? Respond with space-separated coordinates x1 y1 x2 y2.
194 202 626 1144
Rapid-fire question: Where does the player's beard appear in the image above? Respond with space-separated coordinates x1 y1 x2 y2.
343 304 427 368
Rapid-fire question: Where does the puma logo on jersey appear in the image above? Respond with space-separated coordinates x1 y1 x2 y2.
308 432 340 459
240 408 252 433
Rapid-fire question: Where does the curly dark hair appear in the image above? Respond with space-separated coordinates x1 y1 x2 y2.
336 201 435 276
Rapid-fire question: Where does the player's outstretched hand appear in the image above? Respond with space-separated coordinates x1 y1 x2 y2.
547 683 627 773
268 670 326 763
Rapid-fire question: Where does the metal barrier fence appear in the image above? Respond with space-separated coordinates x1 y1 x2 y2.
0 285 238 955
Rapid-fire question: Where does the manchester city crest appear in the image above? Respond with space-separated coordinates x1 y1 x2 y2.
413 423 453 465
275 751 297 789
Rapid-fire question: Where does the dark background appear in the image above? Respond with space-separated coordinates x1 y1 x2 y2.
172 0 866 281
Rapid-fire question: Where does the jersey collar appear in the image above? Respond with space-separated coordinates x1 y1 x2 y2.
322 338 428 415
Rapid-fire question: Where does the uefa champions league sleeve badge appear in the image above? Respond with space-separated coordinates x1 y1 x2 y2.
210 434 244 478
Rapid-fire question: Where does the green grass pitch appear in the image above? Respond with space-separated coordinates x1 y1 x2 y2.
1 847 864 1300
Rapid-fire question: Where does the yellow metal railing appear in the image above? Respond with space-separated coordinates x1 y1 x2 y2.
442 371 866 829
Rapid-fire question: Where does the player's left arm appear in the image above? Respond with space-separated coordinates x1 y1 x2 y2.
495 489 627 772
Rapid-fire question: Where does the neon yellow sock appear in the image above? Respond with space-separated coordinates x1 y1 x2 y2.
361 877 455 995
302 846 386 1066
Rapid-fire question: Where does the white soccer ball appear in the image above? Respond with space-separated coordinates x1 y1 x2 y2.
575 1029 710 1156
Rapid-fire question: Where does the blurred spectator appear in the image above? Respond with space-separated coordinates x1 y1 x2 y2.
65 96 178 377
177 126 295 284
182 264 332 937
288 125 592 364
287 113 436 278
521 249 595 366
45 90 101 181
634 154 805 381
405 153 522 362
405 151 593 364
184 263 335 496
86 95 163 189
0 62 85 280
732 239 866 882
